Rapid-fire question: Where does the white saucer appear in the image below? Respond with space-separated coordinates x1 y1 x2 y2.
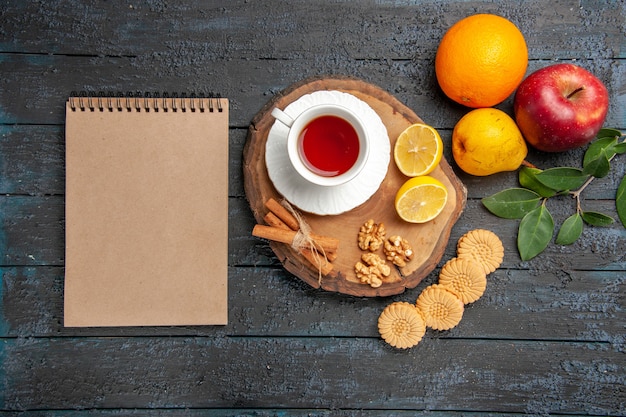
265 90 390 215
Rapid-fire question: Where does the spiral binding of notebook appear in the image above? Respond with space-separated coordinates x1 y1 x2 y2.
68 91 224 113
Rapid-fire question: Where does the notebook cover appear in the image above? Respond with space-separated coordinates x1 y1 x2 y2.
64 96 229 327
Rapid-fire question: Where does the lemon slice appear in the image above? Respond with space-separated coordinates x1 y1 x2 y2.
394 123 443 177
395 176 448 223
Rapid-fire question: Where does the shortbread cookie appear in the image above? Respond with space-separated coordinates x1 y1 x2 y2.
438 257 487 304
415 284 464 330
378 302 426 349
457 229 504 274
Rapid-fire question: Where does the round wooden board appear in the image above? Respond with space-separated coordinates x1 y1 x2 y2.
243 75 467 297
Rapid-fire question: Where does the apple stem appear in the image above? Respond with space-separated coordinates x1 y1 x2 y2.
521 159 538 169
566 86 585 99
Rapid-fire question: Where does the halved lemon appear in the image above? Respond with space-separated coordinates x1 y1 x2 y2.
395 176 448 223
393 123 443 177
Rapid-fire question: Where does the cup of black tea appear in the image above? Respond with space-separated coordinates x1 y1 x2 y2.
271 104 370 187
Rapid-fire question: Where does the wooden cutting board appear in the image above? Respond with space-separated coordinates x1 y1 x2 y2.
243 75 467 297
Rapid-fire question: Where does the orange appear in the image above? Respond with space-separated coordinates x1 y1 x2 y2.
435 14 528 108
395 176 448 223
393 123 443 177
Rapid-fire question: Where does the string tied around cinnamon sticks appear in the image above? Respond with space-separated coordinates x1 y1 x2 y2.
281 200 313 249
252 198 338 284
280 200 328 283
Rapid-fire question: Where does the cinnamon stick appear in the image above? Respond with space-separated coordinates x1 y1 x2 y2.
264 212 290 230
264 212 338 262
257 217 333 274
260 198 339 274
265 198 340 258
265 198 299 230
303 249 333 275
252 224 339 254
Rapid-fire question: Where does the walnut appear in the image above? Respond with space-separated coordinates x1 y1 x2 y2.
355 253 390 288
355 262 383 288
357 219 386 252
383 235 414 267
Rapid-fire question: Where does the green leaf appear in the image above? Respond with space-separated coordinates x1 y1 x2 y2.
535 167 589 191
612 142 626 154
596 128 622 139
518 205 554 261
582 149 611 178
617 175 626 228
519 167 557 197
556 213 583 245
584 137 617 167
581 211 615 226
482 188 542 219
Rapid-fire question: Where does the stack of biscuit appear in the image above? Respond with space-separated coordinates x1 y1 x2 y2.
378 229 504 349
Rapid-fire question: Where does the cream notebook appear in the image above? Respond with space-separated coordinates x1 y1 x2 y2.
64 93 229 327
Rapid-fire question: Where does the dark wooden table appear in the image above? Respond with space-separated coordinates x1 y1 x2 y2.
1 1 624 415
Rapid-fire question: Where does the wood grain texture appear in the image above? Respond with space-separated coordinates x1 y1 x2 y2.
1 266 624 343
1 124 624 200
244 75 467 296
1 337 624 413
0 55 623 129
0 0 624 414
1 196 624 270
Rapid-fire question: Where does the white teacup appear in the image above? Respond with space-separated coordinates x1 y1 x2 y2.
271 104 370 187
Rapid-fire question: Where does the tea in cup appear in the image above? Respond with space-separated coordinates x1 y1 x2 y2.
271 104 370 187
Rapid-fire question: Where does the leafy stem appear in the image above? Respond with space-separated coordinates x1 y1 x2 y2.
570 175 594 200
570 142 622 199
482 128 626 261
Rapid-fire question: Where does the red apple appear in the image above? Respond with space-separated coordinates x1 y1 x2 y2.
513 63 609 152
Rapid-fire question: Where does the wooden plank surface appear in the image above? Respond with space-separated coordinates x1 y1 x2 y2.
0 0 625 415
1 337 623 412
1 265 624 341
